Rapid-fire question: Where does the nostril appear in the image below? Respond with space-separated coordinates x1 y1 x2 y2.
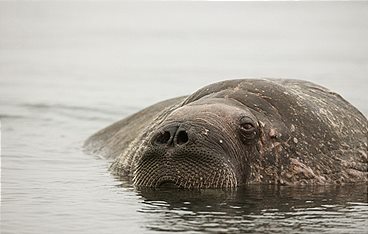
153 126 188 146
176 130 189 145
155 131 171 145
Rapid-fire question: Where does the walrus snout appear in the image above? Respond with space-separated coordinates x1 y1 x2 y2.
132 117 240 188
152 124 190 146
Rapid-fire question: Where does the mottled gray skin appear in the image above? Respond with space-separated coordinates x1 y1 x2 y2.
85 79 367 188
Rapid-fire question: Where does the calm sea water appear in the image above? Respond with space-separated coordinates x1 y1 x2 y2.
1 2 367 234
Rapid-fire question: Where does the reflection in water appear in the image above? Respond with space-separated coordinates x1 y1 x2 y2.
133 184 367 233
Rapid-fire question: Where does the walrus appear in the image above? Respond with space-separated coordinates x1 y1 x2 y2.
84 79 367 188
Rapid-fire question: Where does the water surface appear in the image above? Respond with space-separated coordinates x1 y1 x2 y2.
1 2 367 233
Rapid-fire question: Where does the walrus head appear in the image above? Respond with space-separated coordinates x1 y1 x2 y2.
87 79 367 188
119 80 288 188
132 97 262 189
108 80 295 189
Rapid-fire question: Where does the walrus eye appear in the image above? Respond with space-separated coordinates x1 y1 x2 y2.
239 117 258 143
241 123 254 130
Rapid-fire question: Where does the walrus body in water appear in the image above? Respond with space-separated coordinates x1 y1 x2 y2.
85 79 367 188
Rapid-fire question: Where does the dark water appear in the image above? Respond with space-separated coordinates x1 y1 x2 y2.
135 185 367 233
1 2 368 234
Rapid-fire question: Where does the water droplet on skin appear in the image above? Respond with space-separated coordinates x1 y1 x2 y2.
293 137 298 144
290 124 296 132
219 139 223 144
269 128 277 138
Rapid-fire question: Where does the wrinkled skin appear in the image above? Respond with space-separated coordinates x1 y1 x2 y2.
84 79 367 188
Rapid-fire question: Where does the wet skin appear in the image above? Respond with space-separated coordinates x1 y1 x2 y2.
85 79 368 188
